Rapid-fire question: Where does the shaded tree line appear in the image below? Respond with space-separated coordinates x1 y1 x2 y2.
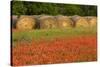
11 1 97 16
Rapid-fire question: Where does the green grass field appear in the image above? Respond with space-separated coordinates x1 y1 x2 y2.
12 26 97 43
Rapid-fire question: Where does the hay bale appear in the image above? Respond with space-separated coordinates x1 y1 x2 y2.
12 15 18 28
71 15 89 27
38 16 57 29
55 15 73 28
16 15 36 30
86 16 97 27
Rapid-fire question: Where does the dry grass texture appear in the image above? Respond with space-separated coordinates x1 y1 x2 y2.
55 15 73 28
86 17 97 27
16 16 36 30
12 15 97 29
38 16 57 29
71 15 89 27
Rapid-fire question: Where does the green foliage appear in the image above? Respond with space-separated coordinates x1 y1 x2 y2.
12 1 27 15
80 5 97 16
11 1 97 16
60 4 83 16
13 26 96 42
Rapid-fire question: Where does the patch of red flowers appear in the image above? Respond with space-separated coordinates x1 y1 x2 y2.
12 35 97 66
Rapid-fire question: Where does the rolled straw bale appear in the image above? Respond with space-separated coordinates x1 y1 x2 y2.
16 15 36 30
38 16 57 29
71 15 89 27
32 15 49 29
86 16 97 27
55 15 73 28
12 15 18 28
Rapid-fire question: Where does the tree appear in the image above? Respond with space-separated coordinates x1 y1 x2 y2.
58 4 83 16
80 5 97 16
12 1 27 15
11 1 97 16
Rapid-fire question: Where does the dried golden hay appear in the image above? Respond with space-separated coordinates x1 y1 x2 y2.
71 15 89 27
55 15 73 28
86 16 97 27
12 15 18 28
16 15 36 30
38 16 57 29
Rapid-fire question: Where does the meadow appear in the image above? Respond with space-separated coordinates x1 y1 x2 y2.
12 26 97 66
12 26 96 43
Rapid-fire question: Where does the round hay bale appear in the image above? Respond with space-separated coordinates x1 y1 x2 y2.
71 15 89 27
86 16 97 27
55 15 73 28
32 15 49 29
38 16 57 29
16 15 36 30
12 15 18 28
